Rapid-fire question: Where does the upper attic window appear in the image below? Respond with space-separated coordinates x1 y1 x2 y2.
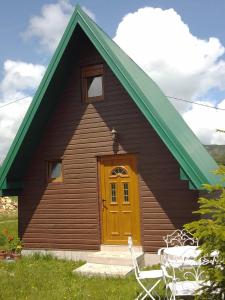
47 160 63 183
82 64 104 102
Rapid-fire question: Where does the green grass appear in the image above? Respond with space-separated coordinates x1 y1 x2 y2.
0 214 166 300
0 255 166 300
0 213 18 224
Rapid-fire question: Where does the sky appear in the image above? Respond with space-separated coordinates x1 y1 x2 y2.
0 0 225 162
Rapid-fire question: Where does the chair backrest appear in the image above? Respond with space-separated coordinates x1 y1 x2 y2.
128 236 140 277
163 229 198 247
160 247 206 283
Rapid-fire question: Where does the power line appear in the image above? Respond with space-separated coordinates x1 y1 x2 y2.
0 93 225 112
0 96 32 109
167 95 225 111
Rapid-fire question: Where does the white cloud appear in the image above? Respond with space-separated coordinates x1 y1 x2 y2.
0 60 46 163
23 0 73 53
114 7 225 110
0 98 31 164
0 60 45 101
183 100 225 145
114 7 225 144
23 1 96 54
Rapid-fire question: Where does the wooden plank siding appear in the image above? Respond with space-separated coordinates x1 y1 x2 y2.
19 28 198 253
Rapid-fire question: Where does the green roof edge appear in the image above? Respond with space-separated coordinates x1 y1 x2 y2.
0 5 220 192
75 7 219 189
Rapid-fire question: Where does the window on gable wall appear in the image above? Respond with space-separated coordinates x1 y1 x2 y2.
81 64 104 102
47 160 63 183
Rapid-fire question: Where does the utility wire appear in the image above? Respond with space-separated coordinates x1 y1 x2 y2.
0 93 225 112
167 95 225 111
0 96 32 109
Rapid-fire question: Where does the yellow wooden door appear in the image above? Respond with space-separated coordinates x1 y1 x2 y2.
100 154 141 245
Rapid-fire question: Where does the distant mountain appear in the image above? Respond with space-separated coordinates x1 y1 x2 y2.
204 145 225 164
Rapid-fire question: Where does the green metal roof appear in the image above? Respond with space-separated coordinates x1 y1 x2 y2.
0 5 220 194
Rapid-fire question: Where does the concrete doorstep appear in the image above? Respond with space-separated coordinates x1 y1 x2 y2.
73 248 144 277
73 263 134 277
22 247 160 277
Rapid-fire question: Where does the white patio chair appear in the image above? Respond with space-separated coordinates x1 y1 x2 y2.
128 236 163 300
158 247 208 300
160 229 200 269
163 229 198 248
161 265 204 300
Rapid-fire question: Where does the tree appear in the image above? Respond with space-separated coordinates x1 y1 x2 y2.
185 166 225 299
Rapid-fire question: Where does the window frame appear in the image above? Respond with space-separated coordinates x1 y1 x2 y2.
81 64 104 102
47 160 63 183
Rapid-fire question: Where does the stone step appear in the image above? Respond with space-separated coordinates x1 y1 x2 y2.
100 244 143 252
87 250 144 266
73 262 134 277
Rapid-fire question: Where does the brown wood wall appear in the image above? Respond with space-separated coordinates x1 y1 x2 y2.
19 28 198 252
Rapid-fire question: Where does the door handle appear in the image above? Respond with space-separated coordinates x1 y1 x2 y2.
102 199 107 209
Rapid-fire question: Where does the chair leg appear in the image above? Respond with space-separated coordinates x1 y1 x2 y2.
136 283 154 300
136 279 161 300
135 283 151 300
163 284 169 300
169 293 175 300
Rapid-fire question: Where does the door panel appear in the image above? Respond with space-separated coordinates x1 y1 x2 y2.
100 154 141 245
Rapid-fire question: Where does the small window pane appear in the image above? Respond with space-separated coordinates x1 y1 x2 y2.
111 183 116 202
87 76 103 98
124 183 129 202
82 65 104 102
51 162 61 178
48 161 62 182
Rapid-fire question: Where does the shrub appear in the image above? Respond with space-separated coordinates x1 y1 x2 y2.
185 166 225 299
1 228 22 253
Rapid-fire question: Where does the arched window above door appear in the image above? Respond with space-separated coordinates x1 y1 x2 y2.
111 166 128 176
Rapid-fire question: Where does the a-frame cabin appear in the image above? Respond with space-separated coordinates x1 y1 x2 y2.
0 6 219 254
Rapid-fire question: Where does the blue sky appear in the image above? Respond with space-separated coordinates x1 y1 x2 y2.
1 0 225 94
0 0 225 162
1 0 225 68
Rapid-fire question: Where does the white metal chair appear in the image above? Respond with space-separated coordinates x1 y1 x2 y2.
163 229 199 248
158 247 209 300
128 236 163 300
161 265 204 300
159 229 200 269
158 230 219 299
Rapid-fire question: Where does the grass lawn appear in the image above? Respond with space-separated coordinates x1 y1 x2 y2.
0 255 166 300
0 214 166 300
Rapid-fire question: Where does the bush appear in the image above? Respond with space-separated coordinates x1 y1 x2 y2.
185 166 225 299
0 228 22 253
